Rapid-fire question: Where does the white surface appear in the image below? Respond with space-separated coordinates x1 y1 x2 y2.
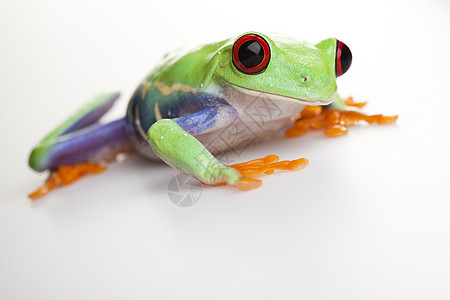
1 0 450 299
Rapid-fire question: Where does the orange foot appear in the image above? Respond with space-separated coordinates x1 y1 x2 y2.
228 155 309 191
29 163 107 200
285 98 398 138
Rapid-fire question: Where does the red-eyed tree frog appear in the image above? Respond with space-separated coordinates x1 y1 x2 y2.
28 32 397 199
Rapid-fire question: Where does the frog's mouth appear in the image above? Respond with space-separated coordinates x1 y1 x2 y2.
229 84 335 106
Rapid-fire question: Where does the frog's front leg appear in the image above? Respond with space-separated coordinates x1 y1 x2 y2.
148 118 242 186
285 95 398 138
147 105 306 190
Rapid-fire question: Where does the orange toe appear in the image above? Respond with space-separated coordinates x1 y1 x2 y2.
235 178 263 191
29 163 107 200
324 125 348 138
343 97 367 108
229 155 308 191
286 102 398 139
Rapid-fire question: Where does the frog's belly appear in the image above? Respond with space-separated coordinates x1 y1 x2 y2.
197 92 304 156
196 117 299 156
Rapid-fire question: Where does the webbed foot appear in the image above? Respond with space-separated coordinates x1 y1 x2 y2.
285 98 398 138
28 163 106 200
228 155 309 191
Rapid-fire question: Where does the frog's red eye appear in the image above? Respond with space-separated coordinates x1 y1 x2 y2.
335 40 352 77
232 34 271 75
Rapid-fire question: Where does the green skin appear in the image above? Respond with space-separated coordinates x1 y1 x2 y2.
141 32 344 186
146 33 337 102
29 32 351 188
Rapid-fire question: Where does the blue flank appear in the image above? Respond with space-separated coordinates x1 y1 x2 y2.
43 118 132 170
174 106 225 135
129 87 237 137
171 93 237 135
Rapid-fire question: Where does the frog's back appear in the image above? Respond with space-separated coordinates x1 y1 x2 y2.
125 39 230 158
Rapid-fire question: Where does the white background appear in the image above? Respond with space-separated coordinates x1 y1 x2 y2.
1 0 450 299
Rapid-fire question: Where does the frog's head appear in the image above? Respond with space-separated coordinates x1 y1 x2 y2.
213 32 352 105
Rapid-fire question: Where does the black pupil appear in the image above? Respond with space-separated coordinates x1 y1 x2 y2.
338 41 352 75
340 44 352 74
238 40 264 68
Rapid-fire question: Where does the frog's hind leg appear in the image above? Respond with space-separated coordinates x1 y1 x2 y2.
29 119 134 199
285 96 398 138
29 92 134 199
41 92 120 140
